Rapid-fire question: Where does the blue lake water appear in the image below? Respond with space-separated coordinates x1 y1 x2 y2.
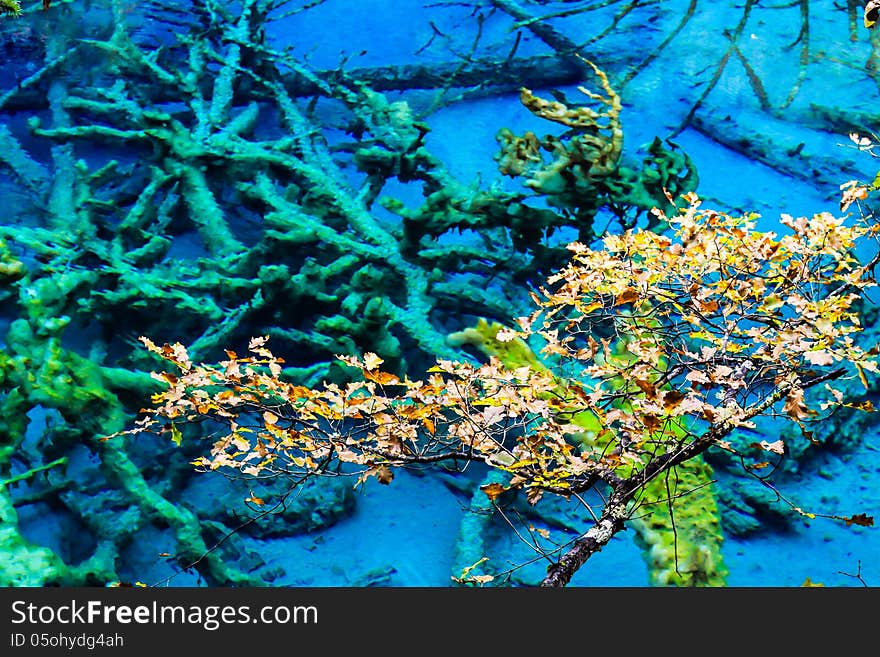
0 0 878 587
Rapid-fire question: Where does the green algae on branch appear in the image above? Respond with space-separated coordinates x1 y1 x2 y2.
6 0 458 368
0 186 258 586
0 0 22 17
0 309 259 586
0 484 117 586
495 69 697 237
1 456 67 487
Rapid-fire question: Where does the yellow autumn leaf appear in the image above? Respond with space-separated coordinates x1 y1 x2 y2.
365 369 400 385
363 352 384 371
507 458 538 469
453 557 489 582
532 526 551 539
170 424 183 447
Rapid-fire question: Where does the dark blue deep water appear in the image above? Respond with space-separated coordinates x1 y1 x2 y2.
0 0 878 587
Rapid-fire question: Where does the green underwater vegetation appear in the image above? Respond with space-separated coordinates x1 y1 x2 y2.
1 0 879 587
0 0 22 18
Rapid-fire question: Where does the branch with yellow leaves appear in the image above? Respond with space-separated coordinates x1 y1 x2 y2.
115 189 880 586
542 363 846 587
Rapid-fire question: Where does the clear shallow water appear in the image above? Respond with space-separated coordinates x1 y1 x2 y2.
0 0 878 587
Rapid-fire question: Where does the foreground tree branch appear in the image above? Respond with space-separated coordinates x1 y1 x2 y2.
542 496 627 587
540 365 847 586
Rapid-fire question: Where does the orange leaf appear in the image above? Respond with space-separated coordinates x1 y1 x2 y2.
662 389 686 411
613 288 640 306
641 413 662 434
843 513 874 527
783 388 813 421
365 370 400 385
634 379 657 397
245 493 265 506
480 482 507 502
530 525 551 539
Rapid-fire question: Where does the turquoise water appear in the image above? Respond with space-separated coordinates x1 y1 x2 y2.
0 0 878 587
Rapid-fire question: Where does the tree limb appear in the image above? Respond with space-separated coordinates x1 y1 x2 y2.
541 496 627 587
